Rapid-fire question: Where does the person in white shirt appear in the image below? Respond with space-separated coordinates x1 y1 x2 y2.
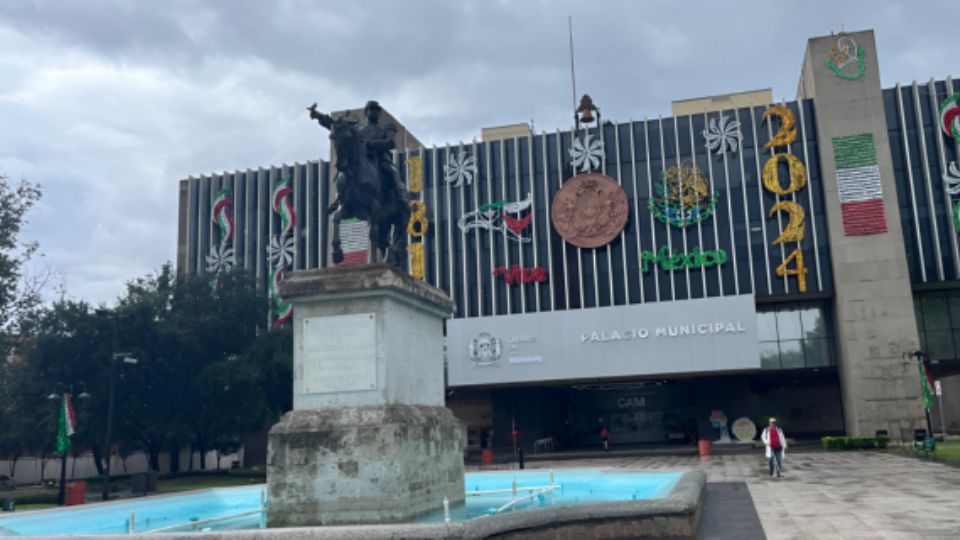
761 418 787 478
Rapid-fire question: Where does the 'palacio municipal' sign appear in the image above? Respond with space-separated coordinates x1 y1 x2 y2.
447 295 760 386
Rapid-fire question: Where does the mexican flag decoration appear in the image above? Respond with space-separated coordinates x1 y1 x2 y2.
832 133 887 236
337 218 369 266
918 360 935 410
56 394 76 453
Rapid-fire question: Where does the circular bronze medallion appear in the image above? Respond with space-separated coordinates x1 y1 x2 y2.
551 173 629 248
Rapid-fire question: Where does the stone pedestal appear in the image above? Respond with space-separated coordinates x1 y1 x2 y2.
267 264 465 527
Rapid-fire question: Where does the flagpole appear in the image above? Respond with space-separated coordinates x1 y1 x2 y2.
58 445 68 506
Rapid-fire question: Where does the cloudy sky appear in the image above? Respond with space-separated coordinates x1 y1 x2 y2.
0 0 953 305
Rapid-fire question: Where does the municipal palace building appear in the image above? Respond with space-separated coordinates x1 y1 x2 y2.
176 30 960 451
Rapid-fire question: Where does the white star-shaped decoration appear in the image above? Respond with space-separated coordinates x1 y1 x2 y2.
267 234 295 269
205 245 235 273
569 133 605 172
443 151 477 188
703 115 742 155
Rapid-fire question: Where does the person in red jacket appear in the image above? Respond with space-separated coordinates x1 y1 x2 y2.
761 418 787 478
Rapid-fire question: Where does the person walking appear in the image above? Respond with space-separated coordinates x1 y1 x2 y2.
761 418 787 478
600 426 610 452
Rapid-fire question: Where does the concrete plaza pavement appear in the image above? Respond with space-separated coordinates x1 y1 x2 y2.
522 450 960 539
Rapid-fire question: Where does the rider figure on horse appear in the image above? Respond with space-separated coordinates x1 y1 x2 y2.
308 100 405 212
307 100 410 267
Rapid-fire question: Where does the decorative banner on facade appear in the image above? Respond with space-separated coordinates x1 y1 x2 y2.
267 176 296 327
459 193 534 243
940 92 960 142
640 245 728 272
552 173 628 248
703 115 742 155
443 150 477 188
826 33 865 81
569 132 605 173
648 163 719 228
338 218 370 266
762 105 797 148
832 133 887 236
205 187 235 289
943 162 960 233
406 156 423 192
493 265 548 285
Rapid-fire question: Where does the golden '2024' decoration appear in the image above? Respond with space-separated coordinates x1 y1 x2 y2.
762 105 797 148
762 153 807 196
776 248 807 292
762 103 807 292
768 201 805 244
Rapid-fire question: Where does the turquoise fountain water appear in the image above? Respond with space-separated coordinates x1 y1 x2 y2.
0 469 682 536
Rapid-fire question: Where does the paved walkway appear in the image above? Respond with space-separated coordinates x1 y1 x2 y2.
524 451 960 539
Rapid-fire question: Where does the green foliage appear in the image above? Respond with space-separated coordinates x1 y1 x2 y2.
821 436 889 450
0 173 42 334
5 263 293 473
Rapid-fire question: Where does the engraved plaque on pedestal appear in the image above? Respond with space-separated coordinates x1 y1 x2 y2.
302 313 376 393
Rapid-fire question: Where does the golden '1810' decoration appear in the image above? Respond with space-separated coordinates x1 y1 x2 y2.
768 200 806 244
409 242 425 279
776 247 807 292
406 156 423 193
762 153 807 196
407 199 429 238
762 105 797 148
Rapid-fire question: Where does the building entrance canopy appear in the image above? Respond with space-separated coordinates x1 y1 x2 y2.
447 294 760 386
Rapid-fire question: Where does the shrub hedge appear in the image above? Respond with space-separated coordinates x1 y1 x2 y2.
821 436 889 450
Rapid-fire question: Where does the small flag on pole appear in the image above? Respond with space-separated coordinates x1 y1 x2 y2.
918 360 935 410
56 394 76 453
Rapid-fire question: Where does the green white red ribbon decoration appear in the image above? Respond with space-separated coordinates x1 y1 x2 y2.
267 177 296 327
940 92 960 142
205 187 235 289
457 192 533 242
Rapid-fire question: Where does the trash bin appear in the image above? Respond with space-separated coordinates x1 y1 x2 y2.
481 449 494 466
131 473 147 495
65 481 86 506
1 498 14 512
146 471 158 493
698 440 712 457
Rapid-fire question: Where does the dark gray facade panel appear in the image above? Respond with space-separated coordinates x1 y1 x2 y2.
886 80 960 284
179 98 834 318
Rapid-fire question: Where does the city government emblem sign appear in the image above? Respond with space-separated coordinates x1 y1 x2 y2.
551 173 629 248
468 332 502 367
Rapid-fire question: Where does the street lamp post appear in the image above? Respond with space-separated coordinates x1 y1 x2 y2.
97 309 138 502
102 352 137 501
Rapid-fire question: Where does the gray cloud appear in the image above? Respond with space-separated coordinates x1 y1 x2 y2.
0 0 955 304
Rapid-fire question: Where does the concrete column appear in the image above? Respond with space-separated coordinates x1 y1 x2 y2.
798 30 924 439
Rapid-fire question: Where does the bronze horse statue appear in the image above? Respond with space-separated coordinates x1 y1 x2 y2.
308 103 408 267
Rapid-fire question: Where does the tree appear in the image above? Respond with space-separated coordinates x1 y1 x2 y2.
0 174 43 334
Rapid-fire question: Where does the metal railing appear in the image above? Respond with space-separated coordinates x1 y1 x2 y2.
121 488 267 534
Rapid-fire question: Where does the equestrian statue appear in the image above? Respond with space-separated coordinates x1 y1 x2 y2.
307 100 409 267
